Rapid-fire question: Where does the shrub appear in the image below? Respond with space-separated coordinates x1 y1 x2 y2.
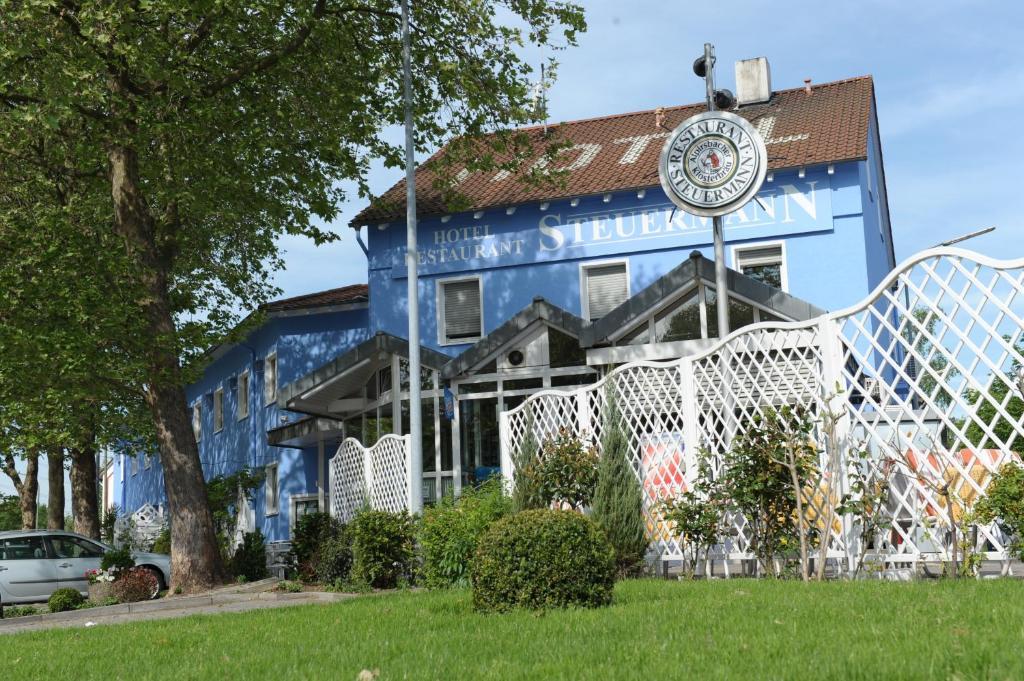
150 526 170 555
230 530 269 582
350 509 415 589
112 567 158 603
288 512 345 581
512 416 545 513
313 531 353 584
976 463 1024 560
418 478 513 589
2 604 40 618
536 431 599 510
101 505 119 544
591 393 648 577
48 588 85 613
471 509 615 612
275 579 303 593
100 546 135 572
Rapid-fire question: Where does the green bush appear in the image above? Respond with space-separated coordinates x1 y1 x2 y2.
100 546 135 572
350 509 415 589
112 567 159 602
471 509 615 612
537 431 599 510
150 526 170 554
288 512 344 581
418 478 513 589
976 463 1024 560
230 530 269 582
313 530 353 584
591 393 648 577
48 588 85 613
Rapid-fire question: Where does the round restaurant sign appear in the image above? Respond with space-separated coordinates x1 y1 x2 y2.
658 110 768 217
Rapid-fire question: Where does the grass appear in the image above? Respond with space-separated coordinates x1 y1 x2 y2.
5 579 1024 680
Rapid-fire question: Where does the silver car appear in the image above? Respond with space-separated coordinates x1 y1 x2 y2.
0 530 171 605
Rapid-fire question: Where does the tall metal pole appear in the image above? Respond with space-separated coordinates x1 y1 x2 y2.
703 42 730 338
402 0 423 513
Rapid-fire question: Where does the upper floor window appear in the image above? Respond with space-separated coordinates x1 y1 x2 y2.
439 278 482 344
192 402 202 442
142 452 151 470
237 370 250 420
213 387 225 433
582 261 628 322
734 244 786 291
131 455 139 476
265 462 280 516
264 353 278 405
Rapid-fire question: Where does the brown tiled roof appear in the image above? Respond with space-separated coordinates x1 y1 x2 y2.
263 284 369 312
353 76 874 225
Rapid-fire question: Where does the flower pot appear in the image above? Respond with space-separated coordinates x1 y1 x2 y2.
88 581 114 604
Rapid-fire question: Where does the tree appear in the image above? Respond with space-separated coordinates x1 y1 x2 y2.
964 339 1024 453
0 1 585 591
591 389 647 577
0 448 39 529
0 493 20 530
46 451 65 530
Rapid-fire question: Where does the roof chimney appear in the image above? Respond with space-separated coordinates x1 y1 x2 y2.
804 78 812 94
734 57 771 106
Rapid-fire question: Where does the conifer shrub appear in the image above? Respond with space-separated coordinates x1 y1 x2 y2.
350 509 415 589
591 393 648 577
48 588 85 613
418 478 512 589
471 509 615 612
511 415 545 512
229 530 269 582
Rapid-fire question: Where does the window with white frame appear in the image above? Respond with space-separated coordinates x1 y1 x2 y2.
265 463 279 516
237 370 249 420
213 387 224 433
192 402 202 442
734 244 786 291
439 278 482 344
264 353 278 405
582 261 629 322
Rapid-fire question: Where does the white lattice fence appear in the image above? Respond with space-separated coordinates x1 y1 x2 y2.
329 434 411 523
113 503 166 550
500 248 1024 572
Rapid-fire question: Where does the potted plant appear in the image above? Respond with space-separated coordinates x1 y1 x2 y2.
86 567 119 603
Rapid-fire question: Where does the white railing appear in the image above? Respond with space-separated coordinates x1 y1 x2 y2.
329 434 412 523
500 248 1024 573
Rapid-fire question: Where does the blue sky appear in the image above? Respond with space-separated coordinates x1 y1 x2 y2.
6 1 1021 504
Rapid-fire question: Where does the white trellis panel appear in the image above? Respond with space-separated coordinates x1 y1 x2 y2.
329 434 411 523
500 248 1024 573
114 503 167 550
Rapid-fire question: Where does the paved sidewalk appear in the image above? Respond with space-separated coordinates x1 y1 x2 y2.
0 580 356 635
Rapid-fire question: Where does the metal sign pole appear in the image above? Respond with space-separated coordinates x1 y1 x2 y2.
703 42 730 338
401 0 423 514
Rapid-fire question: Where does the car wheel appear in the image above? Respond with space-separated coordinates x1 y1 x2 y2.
141 566 164 599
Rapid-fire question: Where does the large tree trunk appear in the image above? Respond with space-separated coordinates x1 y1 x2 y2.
20 453 38 529
47 450 65 529
109 144 225 592
70 447 100 539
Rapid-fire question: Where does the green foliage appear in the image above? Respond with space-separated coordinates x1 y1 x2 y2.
48 588 85 613
1 604 40 618
719 407 819 577
511 414 545 513
591 393 647 577
537 430 599 510
0 494 18 531
275 580 304 594
206 468 265 559
112 567 158 603
964 339 1024 452
313 532 353 586
976 464 1024 560
288 512 345 582
150 526 171 555
471 509 615 612
350 510 416 590
100 547 135 572
101 506 119 545
418 478 513 589
662 452 723 578
229 530 269 582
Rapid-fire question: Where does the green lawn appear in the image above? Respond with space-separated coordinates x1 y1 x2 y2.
6 579 1024 680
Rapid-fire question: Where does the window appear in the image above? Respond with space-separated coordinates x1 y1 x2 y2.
143 452 151 470
192 402 202 442
548 328 586 368
735 244 785 291
582 262 628 322
0 537 46 560
439 278 482 344
264 353 278 405
131 455 139 476
213 387 225 433
237 370 250 420
48 535 104 559
654 289 702 342
265 463 279 516
290 494 319 529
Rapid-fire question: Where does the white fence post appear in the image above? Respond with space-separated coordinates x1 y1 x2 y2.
363 440 375 510
499 410 514 495
404 433 417 514
818 316 855 573
679 359 700 481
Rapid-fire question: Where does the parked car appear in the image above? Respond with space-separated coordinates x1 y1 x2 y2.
0 530 170 605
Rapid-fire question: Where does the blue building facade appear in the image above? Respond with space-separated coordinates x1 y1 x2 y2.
117 66 895 543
